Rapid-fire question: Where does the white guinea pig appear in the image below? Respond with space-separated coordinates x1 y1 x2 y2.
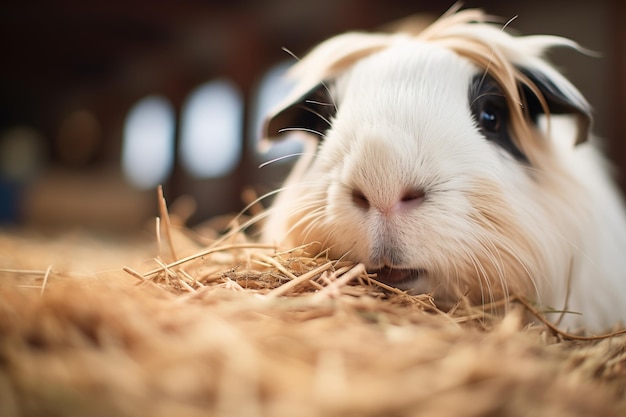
261 8 626 334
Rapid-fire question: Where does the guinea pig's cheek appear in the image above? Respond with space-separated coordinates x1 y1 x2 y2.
323 185 372 259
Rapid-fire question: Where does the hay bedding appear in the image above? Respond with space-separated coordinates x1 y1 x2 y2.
1 197 626 417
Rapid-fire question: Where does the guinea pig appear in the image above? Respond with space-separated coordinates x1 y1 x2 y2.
260 8 626 334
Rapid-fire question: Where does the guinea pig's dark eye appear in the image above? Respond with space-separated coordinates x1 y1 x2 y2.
472 95 508 138
478 104 502 134
469 74 528 163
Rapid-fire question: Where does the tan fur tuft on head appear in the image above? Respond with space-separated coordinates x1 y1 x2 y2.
278 8 589 150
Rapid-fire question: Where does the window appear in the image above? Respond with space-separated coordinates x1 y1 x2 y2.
179 79 243 178
122 95 175 189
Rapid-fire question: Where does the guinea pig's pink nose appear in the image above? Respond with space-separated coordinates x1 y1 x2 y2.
351 188 425 214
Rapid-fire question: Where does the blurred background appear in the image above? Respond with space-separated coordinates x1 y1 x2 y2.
1 0 624 233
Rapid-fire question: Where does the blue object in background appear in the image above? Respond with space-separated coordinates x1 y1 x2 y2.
0 178 21 224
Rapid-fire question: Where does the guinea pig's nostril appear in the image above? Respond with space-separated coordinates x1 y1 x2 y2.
401 189 425 203
351 189 370 210
399 189 426 209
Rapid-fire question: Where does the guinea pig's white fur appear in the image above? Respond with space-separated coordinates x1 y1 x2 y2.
261 9 626 333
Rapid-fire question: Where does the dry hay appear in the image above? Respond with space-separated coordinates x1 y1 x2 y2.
1 192 626 417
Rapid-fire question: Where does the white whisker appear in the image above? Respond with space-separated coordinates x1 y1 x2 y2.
501 15 518 31
301 105 333 127
305 99 335 107
319 80 338 112
279 127 327 138
259 152 318 169
281 47 301 62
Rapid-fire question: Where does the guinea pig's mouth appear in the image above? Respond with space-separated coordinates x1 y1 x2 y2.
369 266 426 286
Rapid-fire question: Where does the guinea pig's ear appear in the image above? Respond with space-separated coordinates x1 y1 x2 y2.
262 31 393 145
518 66 592 145
263 83 336 142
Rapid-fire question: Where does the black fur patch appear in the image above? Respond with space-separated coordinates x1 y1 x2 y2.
469 74 528 163
265 83 336 142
